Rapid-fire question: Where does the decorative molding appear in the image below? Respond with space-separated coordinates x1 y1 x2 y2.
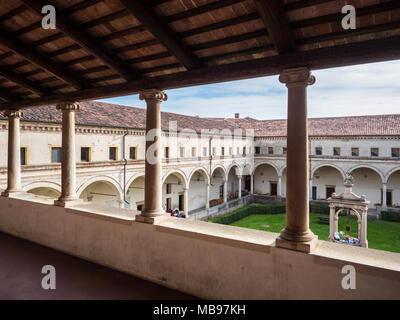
139 89 168 103
279 67 315 87
56 101 80 111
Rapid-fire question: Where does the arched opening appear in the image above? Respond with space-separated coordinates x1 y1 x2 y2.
242 164 252 196
27 187 60 200
227 165 240 199
312 165 345 200
253 163 278 196
386 169 400 207
350 167 383 208
162 171 187 214
210 167 226 206
188 168 209 213
126 175 145 211
79 181 122 208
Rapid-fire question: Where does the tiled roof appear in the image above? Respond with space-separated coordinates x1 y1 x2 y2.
1 101 400 137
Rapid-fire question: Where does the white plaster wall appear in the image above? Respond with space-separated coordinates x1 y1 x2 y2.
312 166 345 200
351 168 383 207
188 172 207 211
127 176 144 210
387 170 400 206
254 164 278 195
162 174 185 210
79 181 121 207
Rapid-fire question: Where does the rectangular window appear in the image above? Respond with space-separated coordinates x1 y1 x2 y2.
242 147 246 155
221 147 225 156
229 147 232 155
51 147 62 163
212 147 216 156
202 147 207 157
333 147 341 156
81 147 90 162
315 147 322 155
282 147 287 155
392 148 400 158
129 147 137 160
255 146 260 155
351 147 359 157
109 147 117 160
165 147 170 159
166 183 171 194
179 147 185 158
371 148 379 157
192 147 196 157
20 147 27 165
268 147 274 155
219 185 224 199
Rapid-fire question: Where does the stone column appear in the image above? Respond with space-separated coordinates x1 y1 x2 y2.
309 179 313 200
382 182 387 209
223 180 228 204
2 110 23 197
277 176 282 197
237 175 242 198
250 174 254 194
137 89 168 223
183 187 189 216
360 208 368 248
55 102 80 207
328 204 337 242
276 67 316 252
206 183 210 209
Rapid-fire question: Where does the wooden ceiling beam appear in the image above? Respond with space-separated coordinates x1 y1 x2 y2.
21 0 140 81
0 65 48 95
120 0 201 70
1 35 398 111
0 28 89 89
253 0 296 54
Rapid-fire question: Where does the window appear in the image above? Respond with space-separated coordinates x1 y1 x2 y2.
20 147 27 165
229 147 232 155
282 147 287 155
255 146 260 155
333 147 341 156
129 147 137 160
242 147 246 155
51 147 61 163
109 147 117 160
351 147 359 157
371 148 379 157
81 147 90 162
315 147 322 155
392 148 400 158
212 147 216 156
202 147 207 157
221 147 225 156
179 147 185 158
191 147 196 157
166 183 171 194
164 147 170 159
237 147 240 155
268 147 274 155
219 185 224 199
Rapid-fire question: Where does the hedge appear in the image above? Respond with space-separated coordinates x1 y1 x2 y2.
380 211 400 222
309 203 330 214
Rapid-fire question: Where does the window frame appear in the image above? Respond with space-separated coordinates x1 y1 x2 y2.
109 146 118 161
333 147 341 156
392 148 400 158
255 146 260 155
315 147 322 156
351 147 359 157
80 146 91 162
20 146 28 166
129 146 137 160
370 147 379 157
268 147 274 155
50 146 62 163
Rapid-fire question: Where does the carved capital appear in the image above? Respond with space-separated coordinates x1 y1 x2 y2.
139 89 168 103
56 101 80 111
4 110 23 118
279 67 315 87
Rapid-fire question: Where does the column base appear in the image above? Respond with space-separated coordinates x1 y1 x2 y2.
136 213 168 224
1 190 24 198
54 198 82 208
275 235 319 253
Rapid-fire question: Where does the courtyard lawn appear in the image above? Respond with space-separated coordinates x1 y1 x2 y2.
229 213 400 253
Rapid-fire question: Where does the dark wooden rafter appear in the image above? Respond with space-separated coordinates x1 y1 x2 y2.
253 0 296 53
0 28 89 90
21 0 140 81
0 87 20 102
1 35 398 111
0 65 48 95
120 0 201 70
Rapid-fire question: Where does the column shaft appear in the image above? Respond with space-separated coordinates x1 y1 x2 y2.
3 110 23 196
250 174 254 194
206 184 210 209
279 67 315 243
382 182 387 208
238 176 242 198
277 176 282 197
223 180 228 203
184 188 189 216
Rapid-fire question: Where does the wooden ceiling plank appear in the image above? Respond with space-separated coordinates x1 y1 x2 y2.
120 0 201 70
253 0 296 53
1 35 398 111
21 0 140 81
0 65 48 95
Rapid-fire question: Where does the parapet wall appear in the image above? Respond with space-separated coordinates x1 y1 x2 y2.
0 196 399 299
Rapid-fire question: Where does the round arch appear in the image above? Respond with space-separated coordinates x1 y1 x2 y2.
211 165 227 182
162 169 188 189
385 167 400 183
188 167 210 185
278 165 286 177
242 163 253 176
226 162 242 177
76 175 123 201
23 181 61 193
311 164 346 180
125 172 145 191
349 165 385 183
253 161 279 176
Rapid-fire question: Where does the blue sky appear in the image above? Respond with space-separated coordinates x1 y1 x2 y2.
98 60 400 120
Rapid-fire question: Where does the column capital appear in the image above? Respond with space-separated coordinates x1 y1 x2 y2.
279 67 315 87
139 89 168 103
4 110 23 118
56 101 80 111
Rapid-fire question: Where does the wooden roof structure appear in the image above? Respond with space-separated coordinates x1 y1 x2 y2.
0 0 398 111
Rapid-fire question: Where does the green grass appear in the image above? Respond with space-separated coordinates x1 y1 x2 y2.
229 212 400 253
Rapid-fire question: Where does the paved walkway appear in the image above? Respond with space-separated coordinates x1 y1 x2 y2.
0 232 196 300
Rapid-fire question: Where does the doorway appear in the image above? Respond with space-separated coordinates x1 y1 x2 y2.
326 186 335 199
270 182 277 196
179 194 184 211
